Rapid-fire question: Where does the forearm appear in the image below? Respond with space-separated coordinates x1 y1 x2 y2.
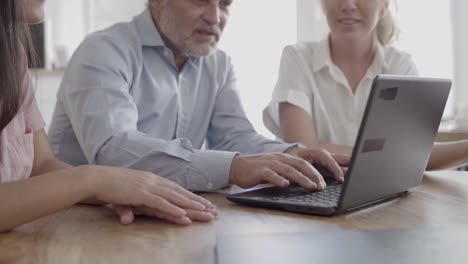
279 114 353 155
282 129 353 155
0 166 94 232
283 132 353 155
30 158 71 177
30 155 102 205
318 144 353 156
427 141 468 170
97 136 236 191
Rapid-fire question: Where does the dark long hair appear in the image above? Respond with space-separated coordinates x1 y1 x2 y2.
0 0 34 132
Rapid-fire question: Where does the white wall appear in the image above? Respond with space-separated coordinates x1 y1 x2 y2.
394 1 454 117
296 0 327 42
33 71 63 130
452 0 468 119
89 0 146 32
42 0 87 69
218 1 297 137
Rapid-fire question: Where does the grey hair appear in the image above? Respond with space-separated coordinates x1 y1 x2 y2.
147 0 170 7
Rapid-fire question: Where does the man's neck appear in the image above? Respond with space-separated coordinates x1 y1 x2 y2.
173 53 189 71
158 32 189 71
151 15 189 71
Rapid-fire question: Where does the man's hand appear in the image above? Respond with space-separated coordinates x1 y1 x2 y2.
285 147 350 182
229 146 347 190
229 148 336 190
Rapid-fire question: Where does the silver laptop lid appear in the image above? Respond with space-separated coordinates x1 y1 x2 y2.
338 75 451 211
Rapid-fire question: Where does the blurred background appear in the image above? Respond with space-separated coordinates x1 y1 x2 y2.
32 0 468 139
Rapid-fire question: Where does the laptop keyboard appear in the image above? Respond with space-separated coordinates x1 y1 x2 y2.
268 184 342 206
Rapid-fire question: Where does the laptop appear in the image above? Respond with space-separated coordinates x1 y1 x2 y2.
226 74 451 215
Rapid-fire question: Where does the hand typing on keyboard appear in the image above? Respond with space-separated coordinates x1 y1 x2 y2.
285 147 349 183
229 148 349 191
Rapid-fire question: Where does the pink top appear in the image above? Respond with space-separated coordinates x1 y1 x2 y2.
0 59 45 183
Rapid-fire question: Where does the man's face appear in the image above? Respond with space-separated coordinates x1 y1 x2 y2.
151 0 232 57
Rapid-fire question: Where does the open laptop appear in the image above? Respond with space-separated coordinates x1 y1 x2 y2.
226 75 451 216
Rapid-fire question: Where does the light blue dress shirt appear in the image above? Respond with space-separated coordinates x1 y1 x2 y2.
48 9 295 191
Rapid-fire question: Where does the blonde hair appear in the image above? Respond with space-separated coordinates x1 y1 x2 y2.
376 8 399 46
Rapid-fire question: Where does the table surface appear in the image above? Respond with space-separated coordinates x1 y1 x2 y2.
1 171 468 264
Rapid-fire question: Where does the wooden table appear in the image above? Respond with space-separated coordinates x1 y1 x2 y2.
1 171 468 264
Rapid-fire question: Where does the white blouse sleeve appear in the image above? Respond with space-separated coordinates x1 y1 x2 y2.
404 59 419 77
263 45 315 138
391 50 420 77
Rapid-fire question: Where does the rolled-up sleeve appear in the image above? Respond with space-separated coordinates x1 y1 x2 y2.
263 46 315 138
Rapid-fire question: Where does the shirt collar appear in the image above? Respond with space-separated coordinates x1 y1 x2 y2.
134 8 201 67
311 36 333 73
135 8 166 47
312 35 389 76
365 42 389 78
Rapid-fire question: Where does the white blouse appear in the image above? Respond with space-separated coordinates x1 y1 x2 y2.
263 37 419 146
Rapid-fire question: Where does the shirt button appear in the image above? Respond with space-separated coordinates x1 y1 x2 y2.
206 183 214 190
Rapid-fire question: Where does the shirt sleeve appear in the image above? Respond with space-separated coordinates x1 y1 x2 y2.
59 35 246 192
206 56 298 155
394 51 420 77
263 45 315 138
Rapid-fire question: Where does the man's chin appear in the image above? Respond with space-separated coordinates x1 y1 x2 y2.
187 44 217 57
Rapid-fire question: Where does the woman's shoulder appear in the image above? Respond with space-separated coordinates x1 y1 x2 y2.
382 45 415 67
282 41 322 58
382 45 418 75
280 41 326 73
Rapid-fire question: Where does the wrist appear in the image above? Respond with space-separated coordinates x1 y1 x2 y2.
77 165 101 201
229 154 240 184
285 146 302 155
